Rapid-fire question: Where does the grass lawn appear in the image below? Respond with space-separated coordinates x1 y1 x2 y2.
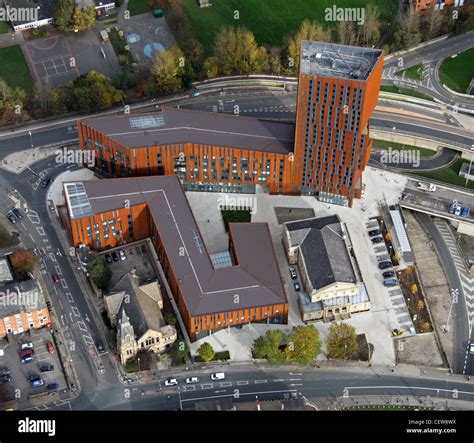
396 64 423 81
108 29 134 68
380 84 434 101
221 208 252 232
439 48 474 93
0 224 16 249
0 21 9 34
181 0 394 53
0 45 33 93
414 158 474 190
128 0 153 16
372 139 436 158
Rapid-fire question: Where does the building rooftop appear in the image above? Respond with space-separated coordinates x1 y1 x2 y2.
6 0 57 26
0 279 46 317
64 176 287 316
80 107 295 154
286 215 356 291
300 41 383 81
0 258 13 283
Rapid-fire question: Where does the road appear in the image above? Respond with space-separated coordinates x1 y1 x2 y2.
383 30 474 112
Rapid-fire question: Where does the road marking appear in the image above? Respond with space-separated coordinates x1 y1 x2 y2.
77 320 88 332
345 385 474 395
237 381 249 385
220 382 232 387
36 226 46 236
71 306 80 317
255 380 268 384
83 335 94 346
50 253 57 262
55 265 62 274
200 383 214 390
61 279 68 289
289 383 303 387
65 293 74 303
180 389 298 403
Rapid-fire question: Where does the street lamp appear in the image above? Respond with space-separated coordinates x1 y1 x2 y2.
465 145 474 188
27 130 33 149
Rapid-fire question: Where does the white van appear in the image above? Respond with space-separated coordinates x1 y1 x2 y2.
210 372 225 381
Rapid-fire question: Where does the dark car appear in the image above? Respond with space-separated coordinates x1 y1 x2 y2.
12 207 23 219
47 383 59 391
40 364 54 372
368 229 381 237
378 260 392 270
0 374 11 383
371 237 383 244
30 375 44 388
0 366 10 376
96 339 105 354
383 278 398 287
111 252 119 262
41 178 51 189
105 254 113 264
382 270 395 278
6 212 16 224
20 349 34 364
293 282 301 292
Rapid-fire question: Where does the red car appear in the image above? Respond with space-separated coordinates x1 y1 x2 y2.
46 341 54 354
51 274 59 283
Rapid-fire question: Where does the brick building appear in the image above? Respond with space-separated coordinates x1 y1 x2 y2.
63 176 288 341
414 0 469 13
78 41 383 207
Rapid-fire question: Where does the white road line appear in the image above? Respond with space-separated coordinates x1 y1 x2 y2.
220 382 232 387
71 306 80 317
55 265 62 274
255 380 268 384
66 293 74 303
200 383 214 390
180 389 298 403
61 279 68 289
345 385 474 395
77 320 88 332
237 381 249 385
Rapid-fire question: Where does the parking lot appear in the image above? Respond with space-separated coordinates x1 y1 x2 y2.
0 328 67 403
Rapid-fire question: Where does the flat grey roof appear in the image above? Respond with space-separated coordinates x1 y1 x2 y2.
81 107 295 154
64 176 287 316
0 258 13 283
300 41 383 81
6 0 56 25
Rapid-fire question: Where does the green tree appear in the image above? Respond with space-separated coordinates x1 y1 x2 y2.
285 325 321 364
165 312 177 327
422 6 444 40
393 5 421 50
86 255 111 289
326 323 358 360
151 46 185 93
72 5 96 31
361 4 381 46
54 0 75 32
0 78 29 125
197 342 215 362
285 21 329 75
10 249 37 278
252 329 286 363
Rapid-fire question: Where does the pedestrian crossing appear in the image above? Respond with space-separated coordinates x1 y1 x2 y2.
433 219 474 324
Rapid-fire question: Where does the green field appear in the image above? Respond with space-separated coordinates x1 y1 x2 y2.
0 45 33 93
181 0 395 53
128 0 152 16
396 64 423 81
380 84 434 101
439 48 474 93
0 21 8 34
414 158 474 190
372 139 436 158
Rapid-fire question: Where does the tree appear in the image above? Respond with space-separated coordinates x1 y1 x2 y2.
337 20 357 45
252 329 286 363
151 46 185 94
410 284 418 295
422 6 444 40
285 21 329 75
72 5 96 31
393 5 421 50
384 232 392 241
361 4 381 46
54 0 74 32
0 78 29 125
197 342 215 362
211 26 268 76
10 249 37 278
285 325 321 364
164 312 177 327
326 323 358 360
31 80 66 118
67 71 125 113
86 255 111 289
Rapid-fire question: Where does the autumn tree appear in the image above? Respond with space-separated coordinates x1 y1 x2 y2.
0 78 29 125
197 342 215 362
151 46 185 93
54 0 96 32
326 323 358 360
410 284 418 295
31 80 66 118
393 5 422 50
285 21 329 75
10 249 37 278
422 6 444 40
209 26 268 76
252 329 286 363
337 21 357 45
285 325 321 364
361 4 381 46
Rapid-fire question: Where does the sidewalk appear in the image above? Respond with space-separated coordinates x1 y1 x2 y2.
0 30 24 48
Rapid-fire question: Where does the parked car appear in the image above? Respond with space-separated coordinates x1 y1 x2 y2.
293 282 301 292
46 301 53 312
105 254 113 264
47 341 55 354
0 374 11 383
111 252 119 262
382 270 395 278
368 229 381 237
185 377 199 384
19 341 33 350
6 212 16 224
371 237 383 244
289 267 297 279
470 343 474 355
30 375 44 388
40 178 51 189
47 383 59 391
21 356 33 364
210 372 225 381
19 348 34 358
454 205 462 216
448 203 456 214
96 339 105 354
461 207 470 218
0 366 10 376
383 278 398 287
40 364 54 372
378 260 392 270
164 378 178 387
119 250 126 261
11 207 23 219
51 274 59 283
